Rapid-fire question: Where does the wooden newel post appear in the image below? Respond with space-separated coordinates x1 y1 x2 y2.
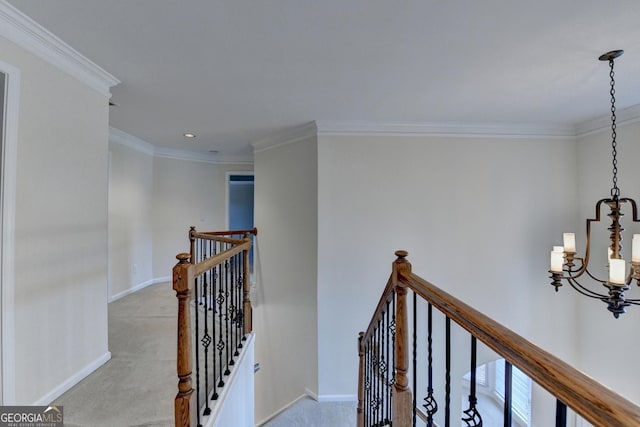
242 234 252 334
357 332 365 427
392 250 413 427
174 253 196 427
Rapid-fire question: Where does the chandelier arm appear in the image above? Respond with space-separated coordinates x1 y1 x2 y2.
565 277 608 299
582 268 608 285
620 198 640 221
563 256 588 279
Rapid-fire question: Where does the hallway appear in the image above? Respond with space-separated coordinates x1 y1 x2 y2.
53 283 176 427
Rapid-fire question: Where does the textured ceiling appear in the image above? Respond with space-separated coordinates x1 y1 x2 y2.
7 0 640 160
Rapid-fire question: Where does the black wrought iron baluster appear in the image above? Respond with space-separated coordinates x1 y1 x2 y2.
384 302 395 424
555 400 567 427
381 306 387 426
229 255 236 366
374 320 381 426
200 240 206 302
391 292 396 425
413 291 417 427
211 264 219 400
238 251 245 346
194 278 202 426
235 252 243 351
503 360 512 427
216 261 225 388
445 316 451 427
423 303 438 426
372 323 378 426
363 339 368 427
201 272 212 416
366 340 371 427
208 241 214 311
462 336 482 426
224 260 231 375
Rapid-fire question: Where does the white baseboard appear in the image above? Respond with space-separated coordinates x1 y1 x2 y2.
33 351 111 405
316 393 357 402
109 276 171 302
304 388 319 401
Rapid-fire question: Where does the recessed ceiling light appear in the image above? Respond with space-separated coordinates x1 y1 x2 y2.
183 133 196 139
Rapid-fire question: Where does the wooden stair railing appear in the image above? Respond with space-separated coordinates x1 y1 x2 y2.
174 227 257 427
358 250 640 427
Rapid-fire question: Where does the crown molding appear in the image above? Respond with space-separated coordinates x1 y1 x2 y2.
0 1 120 97
315 120 576 139
109 127 253 165
575 103 640 137
155 147 252 165
252 122 318 153
154 147 220 164
109 127 155 155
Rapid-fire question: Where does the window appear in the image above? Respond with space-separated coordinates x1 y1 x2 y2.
463 364 488 387
495 360 531 426
462 359 532 427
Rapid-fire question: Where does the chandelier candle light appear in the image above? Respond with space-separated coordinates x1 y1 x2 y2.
549 49 640 318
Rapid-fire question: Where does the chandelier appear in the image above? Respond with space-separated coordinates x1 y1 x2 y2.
549 50 640 318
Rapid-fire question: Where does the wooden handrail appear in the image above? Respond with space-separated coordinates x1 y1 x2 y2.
358 251 640 427
192 240 250 276
399 270 640 427
192 227 258 237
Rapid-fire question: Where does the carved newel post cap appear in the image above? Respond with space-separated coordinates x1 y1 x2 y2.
395 250 409 259
176 253 191 263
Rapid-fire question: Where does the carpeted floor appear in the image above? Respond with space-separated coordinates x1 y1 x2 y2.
53 282 177 427
52 282 355 427
262 397 356 427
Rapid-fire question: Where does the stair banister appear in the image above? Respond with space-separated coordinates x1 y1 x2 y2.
358 251 640 427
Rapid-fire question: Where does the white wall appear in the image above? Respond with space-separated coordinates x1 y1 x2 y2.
316 134 580 400
108 140 154 300
2 36 111 404
253 136 319 423
151 156 252 279
575 120 640 404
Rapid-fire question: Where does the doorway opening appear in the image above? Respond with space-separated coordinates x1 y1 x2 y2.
227 172 255 264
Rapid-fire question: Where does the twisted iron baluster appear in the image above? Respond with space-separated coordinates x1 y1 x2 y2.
223 260 231 376
201 271 212 416
210 261 219 400
445 317 451 427
382 302 389 425
423 303 438 425
216 261 226 387
372 321 380 425
462 336 482 426
193 278 202 426
412 292 417 427
229 256 237 364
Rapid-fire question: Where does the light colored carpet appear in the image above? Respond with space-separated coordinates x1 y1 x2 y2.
53 283 177 427
262 397 356 427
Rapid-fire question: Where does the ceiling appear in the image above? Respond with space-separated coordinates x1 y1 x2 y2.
7 0 640 161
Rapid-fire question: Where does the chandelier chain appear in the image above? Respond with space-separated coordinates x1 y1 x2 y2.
609 58 619 198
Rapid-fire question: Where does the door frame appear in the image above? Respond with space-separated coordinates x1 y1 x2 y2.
0 60 20 405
